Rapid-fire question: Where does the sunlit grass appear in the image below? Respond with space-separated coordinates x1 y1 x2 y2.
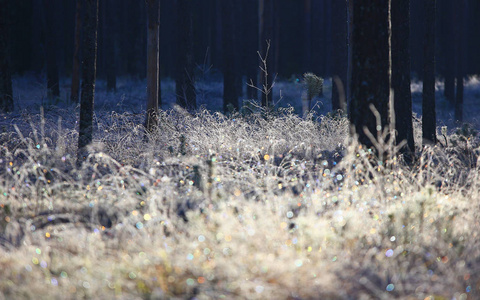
1 95 480 299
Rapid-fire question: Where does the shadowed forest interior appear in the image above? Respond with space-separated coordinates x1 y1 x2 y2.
1 1 480 299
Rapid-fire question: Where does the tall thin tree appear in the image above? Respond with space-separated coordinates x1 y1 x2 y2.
391 0 415 158
303 0 312 74
71 0 82 103
349 0 390 148
258 0 275 108
242 0 258 100
454 0 467 123
441 0 455 103
422 0 437 145
0 0 13 112
176 0 196 110
104 0 116 92
222 0 241 113
331 0 348 112
43 0 60 99
77 0 99 162
145 0 160 133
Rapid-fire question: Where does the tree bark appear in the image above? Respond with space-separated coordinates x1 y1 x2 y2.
303 0 312 73
175 0 196 111
222 0 240 113
0 0 13 112
349 0 391 149
441 0 455 103
454 0 467 123
77 0 99 162
104 0 116 92
43 0 60 99
145 0 160 133
391 0 415 157
422 0 437 145
258 0 275 108
331 0 348 112
71 0 82 103
243 0 258 100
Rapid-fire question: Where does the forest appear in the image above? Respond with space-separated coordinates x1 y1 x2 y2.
1 0 480 299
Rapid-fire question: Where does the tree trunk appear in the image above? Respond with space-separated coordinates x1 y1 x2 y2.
71 0 82 103
222 0 240 113
303 0 312 73
349 0 391 149
347 0 353 105
422 0 437 145
104 0 116 92
391 0 415 157
454 0 467 123
77 0 99 162
243 0 258 100
331 0 348 112
175 0 196 111
258 0 275 108
0 0 13 112
43 0 60 99
441 0 455 103
145 0 159 133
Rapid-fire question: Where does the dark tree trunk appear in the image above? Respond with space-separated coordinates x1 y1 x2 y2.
71 0 82 103
422 0 437 145
258 0 275 108
157 10 162 108
160 0 175 78
331 0 348 112
347 0 353 104
104 0 116 92
391 0 415 157
77 0 99 162
349 0 390 148
0 0 13 112
222 0 241 113
43 0 60 99
243 0 258 100
454 0 467 123
303 0 312 73
441 0 455 103
175 0 196 111
145 0 159 133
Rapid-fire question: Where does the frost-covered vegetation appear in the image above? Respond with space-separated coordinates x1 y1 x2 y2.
1 77 480 299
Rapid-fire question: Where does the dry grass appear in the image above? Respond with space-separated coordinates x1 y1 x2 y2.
1 105 479 300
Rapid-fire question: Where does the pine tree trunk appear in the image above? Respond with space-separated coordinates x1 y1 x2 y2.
391 0 415 157
157 12 162 108
222 0 240 113
77 0 99 162
422 0 437 145
71 0 82 103
454 0 466 123
105 0 116 92
0 0 13 112
349 0 390 148
43 0 60 99
441 0 455 103
176 0 196 110
243 0 258 100
145 0 159 133
331 0 348 112
258 0 274 108
303 0 312 73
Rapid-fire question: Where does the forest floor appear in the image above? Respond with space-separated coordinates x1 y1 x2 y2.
0 75 480 299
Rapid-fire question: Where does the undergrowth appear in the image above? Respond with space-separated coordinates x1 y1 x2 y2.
0 106 479 299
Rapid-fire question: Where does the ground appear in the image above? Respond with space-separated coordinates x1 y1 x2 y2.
0 75 479 299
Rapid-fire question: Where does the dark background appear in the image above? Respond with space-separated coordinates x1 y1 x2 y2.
8 0 480 83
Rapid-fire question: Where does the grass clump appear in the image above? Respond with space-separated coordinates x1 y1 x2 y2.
0 106 479 299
